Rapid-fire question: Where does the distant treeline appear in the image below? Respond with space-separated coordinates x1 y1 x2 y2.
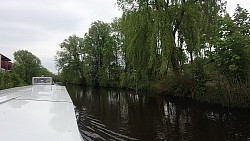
56 1 250 108
0 50 55 90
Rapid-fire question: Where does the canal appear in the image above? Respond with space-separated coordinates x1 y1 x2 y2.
66 85 250 141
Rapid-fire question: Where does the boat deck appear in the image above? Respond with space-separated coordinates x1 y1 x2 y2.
0 85 82 141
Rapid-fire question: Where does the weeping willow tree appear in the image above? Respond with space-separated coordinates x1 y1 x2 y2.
120 8 152 89
118 0 222 83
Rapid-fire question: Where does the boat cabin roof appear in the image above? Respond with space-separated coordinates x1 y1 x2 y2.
0 85 82 141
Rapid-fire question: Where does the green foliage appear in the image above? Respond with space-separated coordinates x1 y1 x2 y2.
12 50 42 84
120 71 137 89
39 67 53 77
118 0 221 80
212 5 250 84
0 72 25 90
83 21 112 86
55 35 86 85
191 57 207 98
83 20 123 87
214 33 249 84
57 20 123 87
60 66 83 85
55 2 250 108
0 50 54 89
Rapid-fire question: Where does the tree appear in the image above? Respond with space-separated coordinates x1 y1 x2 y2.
117 0 221 79
83 21 111 86
55 35 86 85
233 4 250 36
212 5 250 84
13 50 42 84
0 72 24 90
39 67 53 77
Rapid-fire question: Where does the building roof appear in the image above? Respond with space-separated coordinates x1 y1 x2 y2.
0 54 11 61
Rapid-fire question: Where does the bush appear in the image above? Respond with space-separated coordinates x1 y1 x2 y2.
0 72 25 90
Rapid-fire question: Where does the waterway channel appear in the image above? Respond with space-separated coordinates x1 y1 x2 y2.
66 85 250 141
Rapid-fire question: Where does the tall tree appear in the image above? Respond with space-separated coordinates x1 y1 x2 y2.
105 18 124 86
55 35 86 84
13 50 41 84
118 0 221 80
212 5 250 84
84 21 111 86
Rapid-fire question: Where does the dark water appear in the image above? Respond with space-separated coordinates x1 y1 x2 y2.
66 85 250 141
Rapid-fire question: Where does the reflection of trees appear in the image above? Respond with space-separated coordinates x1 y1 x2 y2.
68 86 250 141
66 85 86 108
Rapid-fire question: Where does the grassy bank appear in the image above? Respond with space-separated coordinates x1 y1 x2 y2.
150 74 250 108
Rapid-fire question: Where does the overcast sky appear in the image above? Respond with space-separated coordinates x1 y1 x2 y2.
0 0 249 73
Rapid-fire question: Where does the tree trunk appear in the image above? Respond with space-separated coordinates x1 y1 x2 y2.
190 51 193 65
171 56 180 77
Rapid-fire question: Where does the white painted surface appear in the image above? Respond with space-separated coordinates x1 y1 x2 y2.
0 85 82 141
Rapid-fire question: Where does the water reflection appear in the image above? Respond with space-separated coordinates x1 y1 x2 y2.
67 85 250 141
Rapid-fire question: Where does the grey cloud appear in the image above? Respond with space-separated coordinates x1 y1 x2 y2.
0 5 83 32
0 0 121 73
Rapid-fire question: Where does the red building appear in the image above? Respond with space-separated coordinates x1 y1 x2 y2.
0 54 12 71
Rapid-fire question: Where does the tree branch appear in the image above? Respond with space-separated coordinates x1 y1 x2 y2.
173 0 186 36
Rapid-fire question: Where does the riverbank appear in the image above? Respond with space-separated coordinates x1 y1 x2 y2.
150 75 250 109
65 74 250 109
